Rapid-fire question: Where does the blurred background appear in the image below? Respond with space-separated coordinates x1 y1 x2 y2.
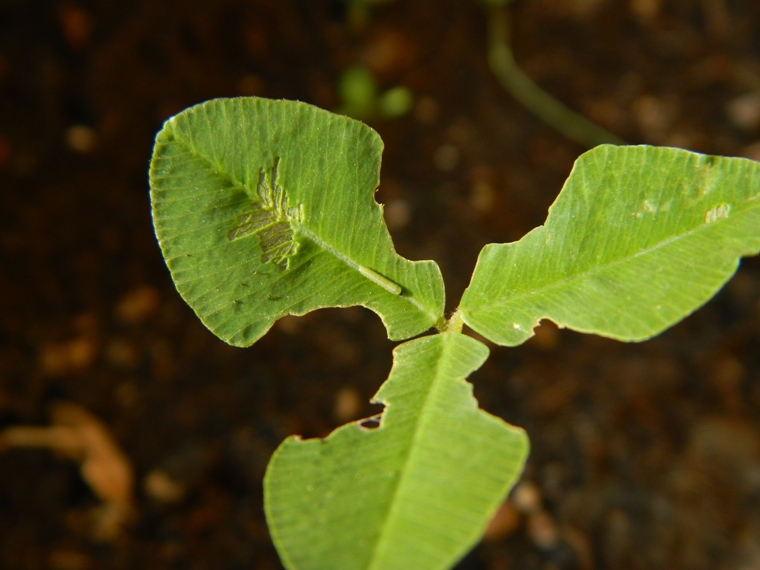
1 0 760 568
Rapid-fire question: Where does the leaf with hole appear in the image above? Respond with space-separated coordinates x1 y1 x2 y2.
461 145 760 346
149 98 445 346
264 332 529 570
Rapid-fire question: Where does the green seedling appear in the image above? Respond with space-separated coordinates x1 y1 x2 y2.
149 97 760 569
338 64 414 120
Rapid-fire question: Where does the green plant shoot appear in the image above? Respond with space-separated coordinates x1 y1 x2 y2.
149 97 760 570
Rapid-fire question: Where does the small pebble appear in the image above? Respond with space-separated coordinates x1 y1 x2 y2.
527 509 559 549
40 337 97 375
384 199 411 230
726 93 760 131
144 469 186 504
512 480 542 514
66 125 97 153
469 180 495 214
334 386 362 423
632 95 673 140
116 286 160 324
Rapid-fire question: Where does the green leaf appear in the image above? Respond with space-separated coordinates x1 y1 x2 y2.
461 145 760 346
149 98 444 346
264 333 528 570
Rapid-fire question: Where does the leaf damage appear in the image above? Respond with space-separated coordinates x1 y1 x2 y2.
228 157 304 270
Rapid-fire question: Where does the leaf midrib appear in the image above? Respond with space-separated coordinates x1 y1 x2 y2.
464 203 756 317
297 225 436 319
167 131 438 322
367 336 451 570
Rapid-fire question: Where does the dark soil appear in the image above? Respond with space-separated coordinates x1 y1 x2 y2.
2 1 760 569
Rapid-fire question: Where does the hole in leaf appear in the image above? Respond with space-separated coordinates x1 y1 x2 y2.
358 414 382 430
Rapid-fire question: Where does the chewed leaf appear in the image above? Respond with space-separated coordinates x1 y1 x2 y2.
264 333 529 570
460 145 760 346
227 159 302 270
150 97 445 346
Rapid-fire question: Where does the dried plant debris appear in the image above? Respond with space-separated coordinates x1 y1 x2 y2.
0 402 135 541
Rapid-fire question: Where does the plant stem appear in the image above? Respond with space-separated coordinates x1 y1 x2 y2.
486 5 625 148
438 309 464 334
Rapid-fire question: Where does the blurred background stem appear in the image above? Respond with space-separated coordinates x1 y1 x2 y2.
486 4 625 147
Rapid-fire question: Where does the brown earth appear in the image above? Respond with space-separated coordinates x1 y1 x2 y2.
1 1 760 569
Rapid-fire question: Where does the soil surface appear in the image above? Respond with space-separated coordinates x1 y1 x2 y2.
2 1 760 569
